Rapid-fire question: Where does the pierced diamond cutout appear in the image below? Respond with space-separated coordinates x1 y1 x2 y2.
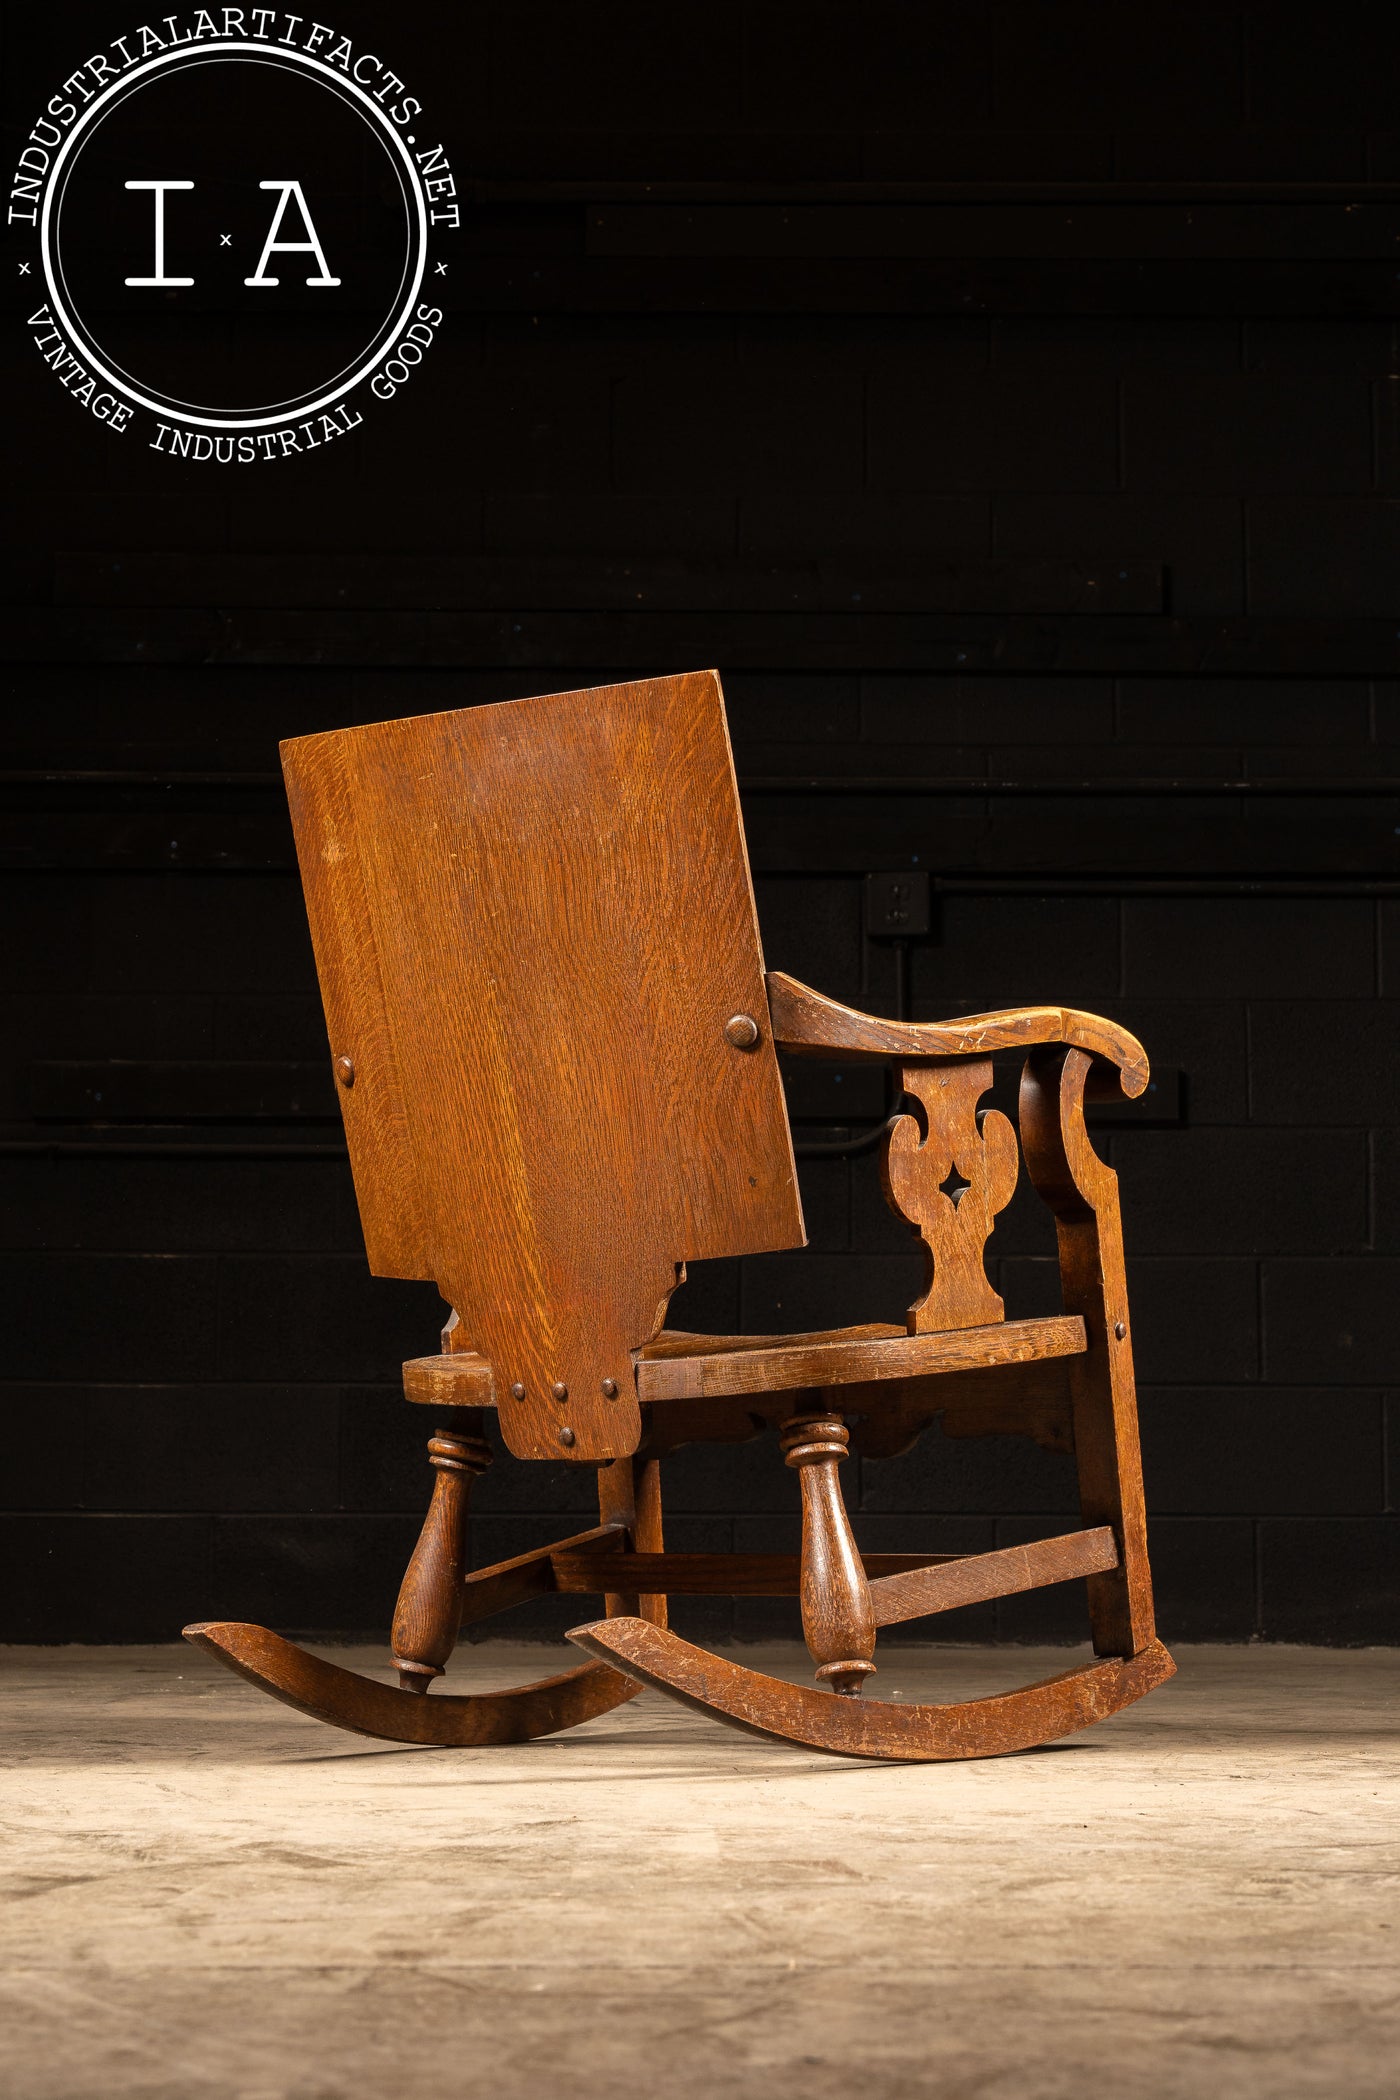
938 1165 971 1206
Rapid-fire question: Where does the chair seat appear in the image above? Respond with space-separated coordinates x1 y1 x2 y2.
636 1313 1086 1400
403 1312 1086 1410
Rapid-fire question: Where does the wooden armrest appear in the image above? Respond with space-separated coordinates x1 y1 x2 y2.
766 970 1148 1097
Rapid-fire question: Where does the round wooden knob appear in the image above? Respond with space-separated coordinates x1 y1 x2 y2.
724 1013 760 1049
333 1055 355 1087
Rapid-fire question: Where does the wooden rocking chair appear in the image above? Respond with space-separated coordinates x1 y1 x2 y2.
184 671 1174 1760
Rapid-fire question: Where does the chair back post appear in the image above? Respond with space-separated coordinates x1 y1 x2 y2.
1020 1043 1157 1659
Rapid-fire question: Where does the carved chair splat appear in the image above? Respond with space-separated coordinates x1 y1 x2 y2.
184 671 1174 1761
882 1058 1020 1334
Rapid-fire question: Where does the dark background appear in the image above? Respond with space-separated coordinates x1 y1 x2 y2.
3 3 1398 1647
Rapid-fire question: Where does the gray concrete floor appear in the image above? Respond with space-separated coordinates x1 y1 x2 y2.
2 1643 1398 2100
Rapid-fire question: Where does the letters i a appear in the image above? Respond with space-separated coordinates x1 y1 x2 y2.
123 179 340 287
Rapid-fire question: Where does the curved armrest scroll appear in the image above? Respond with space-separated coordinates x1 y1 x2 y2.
765 971 1149 1098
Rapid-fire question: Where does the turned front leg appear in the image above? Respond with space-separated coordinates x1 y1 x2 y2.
391 1417 492 1692
781 1410 876 1697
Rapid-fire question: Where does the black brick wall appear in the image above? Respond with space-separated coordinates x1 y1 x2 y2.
3 2 1398 1644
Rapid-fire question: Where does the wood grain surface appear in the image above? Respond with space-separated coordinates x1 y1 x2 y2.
182 1623 639 1746
636 1312 1086 1402
868 1525 1118 1628
781 1412 877 1694
403 1314 1085 1410
768 971 1150 1093
402 1352 496 1408
283 672 803 1463
389 1421 492 1690
1021 1045 1157 1659
629 1353 1076 1463
566 1618 1177 1761
882 1058 1019 1333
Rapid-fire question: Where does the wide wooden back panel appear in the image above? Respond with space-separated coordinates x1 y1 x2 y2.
281 671 804 1460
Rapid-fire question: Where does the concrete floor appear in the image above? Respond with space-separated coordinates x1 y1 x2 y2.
2 1643 1397 2100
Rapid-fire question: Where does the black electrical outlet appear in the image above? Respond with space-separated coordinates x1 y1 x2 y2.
865 871 931 938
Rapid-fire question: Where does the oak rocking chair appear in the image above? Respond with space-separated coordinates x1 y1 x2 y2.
185 671 1174 1760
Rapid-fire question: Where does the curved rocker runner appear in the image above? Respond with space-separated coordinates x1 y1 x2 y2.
568 1620 1176 1762
182 1621 638 1747
184 674 1175 1761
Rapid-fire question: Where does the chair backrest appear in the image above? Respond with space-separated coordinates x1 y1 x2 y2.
281 670 804 1460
